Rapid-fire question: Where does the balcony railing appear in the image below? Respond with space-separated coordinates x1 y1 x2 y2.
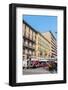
23 43 35 50
23 35 36 43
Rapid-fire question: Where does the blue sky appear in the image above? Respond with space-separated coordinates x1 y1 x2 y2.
23 15 57 38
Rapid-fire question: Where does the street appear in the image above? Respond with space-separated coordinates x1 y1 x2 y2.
23 67 57 75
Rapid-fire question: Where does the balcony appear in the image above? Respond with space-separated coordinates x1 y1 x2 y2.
23 43 35 50
23 35 36 43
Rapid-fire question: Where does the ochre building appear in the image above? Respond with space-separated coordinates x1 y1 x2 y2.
23 20 57 60
43 31 57 58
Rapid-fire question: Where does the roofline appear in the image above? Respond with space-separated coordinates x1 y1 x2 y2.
42 31 57 40
23 20 50 43
49 31 56 40
23 20 37 33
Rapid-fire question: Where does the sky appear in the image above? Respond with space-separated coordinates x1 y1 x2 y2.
23 15 57 39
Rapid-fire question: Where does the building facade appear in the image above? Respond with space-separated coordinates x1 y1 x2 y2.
23 20 37 60
35 33 50 59
43 31 57 58
23 20 57 60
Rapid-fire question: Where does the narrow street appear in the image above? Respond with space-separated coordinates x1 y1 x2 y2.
23 67 57 75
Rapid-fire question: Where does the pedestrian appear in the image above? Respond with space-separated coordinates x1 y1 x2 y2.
27 56 31 68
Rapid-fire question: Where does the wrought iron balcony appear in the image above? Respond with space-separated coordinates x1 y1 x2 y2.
23 43 35 50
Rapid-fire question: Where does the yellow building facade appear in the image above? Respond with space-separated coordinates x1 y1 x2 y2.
43 31 57 58
23 20 56 60
35 33 50 59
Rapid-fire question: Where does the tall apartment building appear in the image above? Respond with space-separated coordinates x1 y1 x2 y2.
23 20 37 60
23 20 57 60
35 33 50 59
43 31 57 58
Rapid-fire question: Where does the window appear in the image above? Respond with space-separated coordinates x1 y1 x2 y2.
25 49 28 54
25 26 29 38
33 32 35 41
29 42 32 47
29 50 32 54
25 40 28 45
30 29 32 40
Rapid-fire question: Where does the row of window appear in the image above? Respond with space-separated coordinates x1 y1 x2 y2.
51 42 57 49
23 49 35 55
51 32 56 41
38 37 50 50
23 39 35 48
51 39 57 46
23 24 36 41
51 49 57 54
51 45 57 51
